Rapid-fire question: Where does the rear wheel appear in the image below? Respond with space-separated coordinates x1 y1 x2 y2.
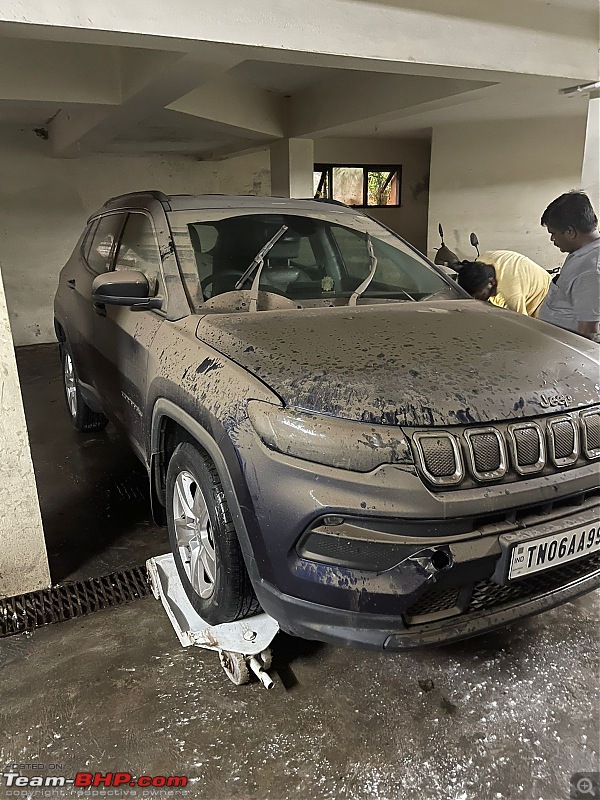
61 345 108 432
166 441 259 624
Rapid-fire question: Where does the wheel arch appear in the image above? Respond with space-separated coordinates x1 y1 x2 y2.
150 399 256 567
54 317 67 345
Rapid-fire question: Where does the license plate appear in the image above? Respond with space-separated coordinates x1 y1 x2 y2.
508 523 600 580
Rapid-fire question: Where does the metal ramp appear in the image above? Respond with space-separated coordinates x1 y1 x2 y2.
147 553 279 688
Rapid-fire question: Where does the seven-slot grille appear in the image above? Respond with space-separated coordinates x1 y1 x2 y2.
413 408 599 488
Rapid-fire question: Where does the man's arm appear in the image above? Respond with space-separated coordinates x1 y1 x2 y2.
572 270 600 341
577 320 600 341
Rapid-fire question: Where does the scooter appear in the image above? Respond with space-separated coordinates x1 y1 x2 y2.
434 225 560 277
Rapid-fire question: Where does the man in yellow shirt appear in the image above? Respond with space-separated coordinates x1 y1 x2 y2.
457 250 552 317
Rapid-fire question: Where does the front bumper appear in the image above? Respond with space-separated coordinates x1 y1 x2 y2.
255 549 600 650
227 421 599 648
258 560 600 652
249 491 600 649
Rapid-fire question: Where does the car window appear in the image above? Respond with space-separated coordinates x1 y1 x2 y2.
188 223 218 284
331 225 421 294
86 214 124 274
81 219 99 261
114 213 163 295
169 210 462 308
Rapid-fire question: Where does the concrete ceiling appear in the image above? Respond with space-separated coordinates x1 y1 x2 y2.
0 20 594 160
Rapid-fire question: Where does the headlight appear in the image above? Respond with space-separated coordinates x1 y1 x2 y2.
247 401 413 472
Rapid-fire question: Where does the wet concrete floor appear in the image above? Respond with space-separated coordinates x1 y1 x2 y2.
15 343 167 584
0 343 598 800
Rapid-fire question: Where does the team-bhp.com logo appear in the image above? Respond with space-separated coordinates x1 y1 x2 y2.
2 771 188 789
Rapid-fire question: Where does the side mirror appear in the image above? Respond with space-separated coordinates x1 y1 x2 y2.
92 270 162 311
470 232 480 257
438 223 444 242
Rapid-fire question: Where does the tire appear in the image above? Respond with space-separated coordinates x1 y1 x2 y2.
61 345 109 433
166 442 259 624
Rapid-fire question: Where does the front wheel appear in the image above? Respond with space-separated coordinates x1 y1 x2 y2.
166 442 259 625
61 346 108 432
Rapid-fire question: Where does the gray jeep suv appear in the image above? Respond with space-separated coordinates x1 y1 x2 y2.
54 191 600 650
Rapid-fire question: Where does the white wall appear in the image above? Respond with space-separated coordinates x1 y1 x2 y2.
0 127 271 345
0 265 50 597
314 138 431 252
427 116 587 268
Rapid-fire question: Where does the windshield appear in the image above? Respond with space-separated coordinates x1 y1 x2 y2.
168 209 464 311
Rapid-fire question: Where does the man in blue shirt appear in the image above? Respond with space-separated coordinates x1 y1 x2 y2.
538 191 600 342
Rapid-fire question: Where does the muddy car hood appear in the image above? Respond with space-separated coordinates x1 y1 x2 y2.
196 301 600 427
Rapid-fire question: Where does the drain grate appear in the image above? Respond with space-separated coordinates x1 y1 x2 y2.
0 566 151 638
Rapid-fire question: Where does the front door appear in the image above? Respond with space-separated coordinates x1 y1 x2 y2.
65 213 125 388
92 211 164 454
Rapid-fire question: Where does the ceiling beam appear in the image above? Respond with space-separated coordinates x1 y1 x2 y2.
168 72 285 138
289 72 495 138
48 50 241 157
0 0 597 81
0 39 120 105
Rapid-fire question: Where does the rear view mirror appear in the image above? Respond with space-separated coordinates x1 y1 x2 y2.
92 270 162 311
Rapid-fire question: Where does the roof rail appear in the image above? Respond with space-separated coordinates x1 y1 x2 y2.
102 190 171 210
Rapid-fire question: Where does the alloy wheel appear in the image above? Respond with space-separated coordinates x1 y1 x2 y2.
64 353 77 417
172 470 216 599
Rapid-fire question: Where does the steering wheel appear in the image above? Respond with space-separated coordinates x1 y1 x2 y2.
200 270 246 296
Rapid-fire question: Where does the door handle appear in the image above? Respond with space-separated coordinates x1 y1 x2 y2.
67 279 76 289
93 302 106 317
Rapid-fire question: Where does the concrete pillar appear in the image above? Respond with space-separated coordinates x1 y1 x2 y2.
581 91 599 213
0 265 50 598
270 138 314 198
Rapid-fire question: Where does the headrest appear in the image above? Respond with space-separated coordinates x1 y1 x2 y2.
266 232 301 261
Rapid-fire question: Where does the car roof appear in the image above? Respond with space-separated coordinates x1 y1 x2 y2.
97 190 356 216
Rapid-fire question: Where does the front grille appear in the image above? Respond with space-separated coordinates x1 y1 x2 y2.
471 432 501 472
548 416 578 466
420 437 456 477
404 586 461 620
469 551 600 611
413 432 463 486
553 419 576 458
513 425 541 466
403 551 600 626
410 406 600 489
0 566 151 638
582 411 600 456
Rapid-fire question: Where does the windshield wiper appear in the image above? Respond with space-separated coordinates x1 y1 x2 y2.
234 224 289 303
348 235 378 307
348 235 415 306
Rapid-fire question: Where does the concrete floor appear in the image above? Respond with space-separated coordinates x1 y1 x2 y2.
15 343 167 584
0 343 598 800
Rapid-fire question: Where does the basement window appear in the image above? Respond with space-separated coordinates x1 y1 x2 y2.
313 164 401 208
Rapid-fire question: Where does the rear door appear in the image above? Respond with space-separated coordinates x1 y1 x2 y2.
59 213 125 387
91 211 164 453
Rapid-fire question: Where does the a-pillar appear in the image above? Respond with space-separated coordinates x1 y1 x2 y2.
581 90 599 213
270 138 314 198
0 265 50 598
